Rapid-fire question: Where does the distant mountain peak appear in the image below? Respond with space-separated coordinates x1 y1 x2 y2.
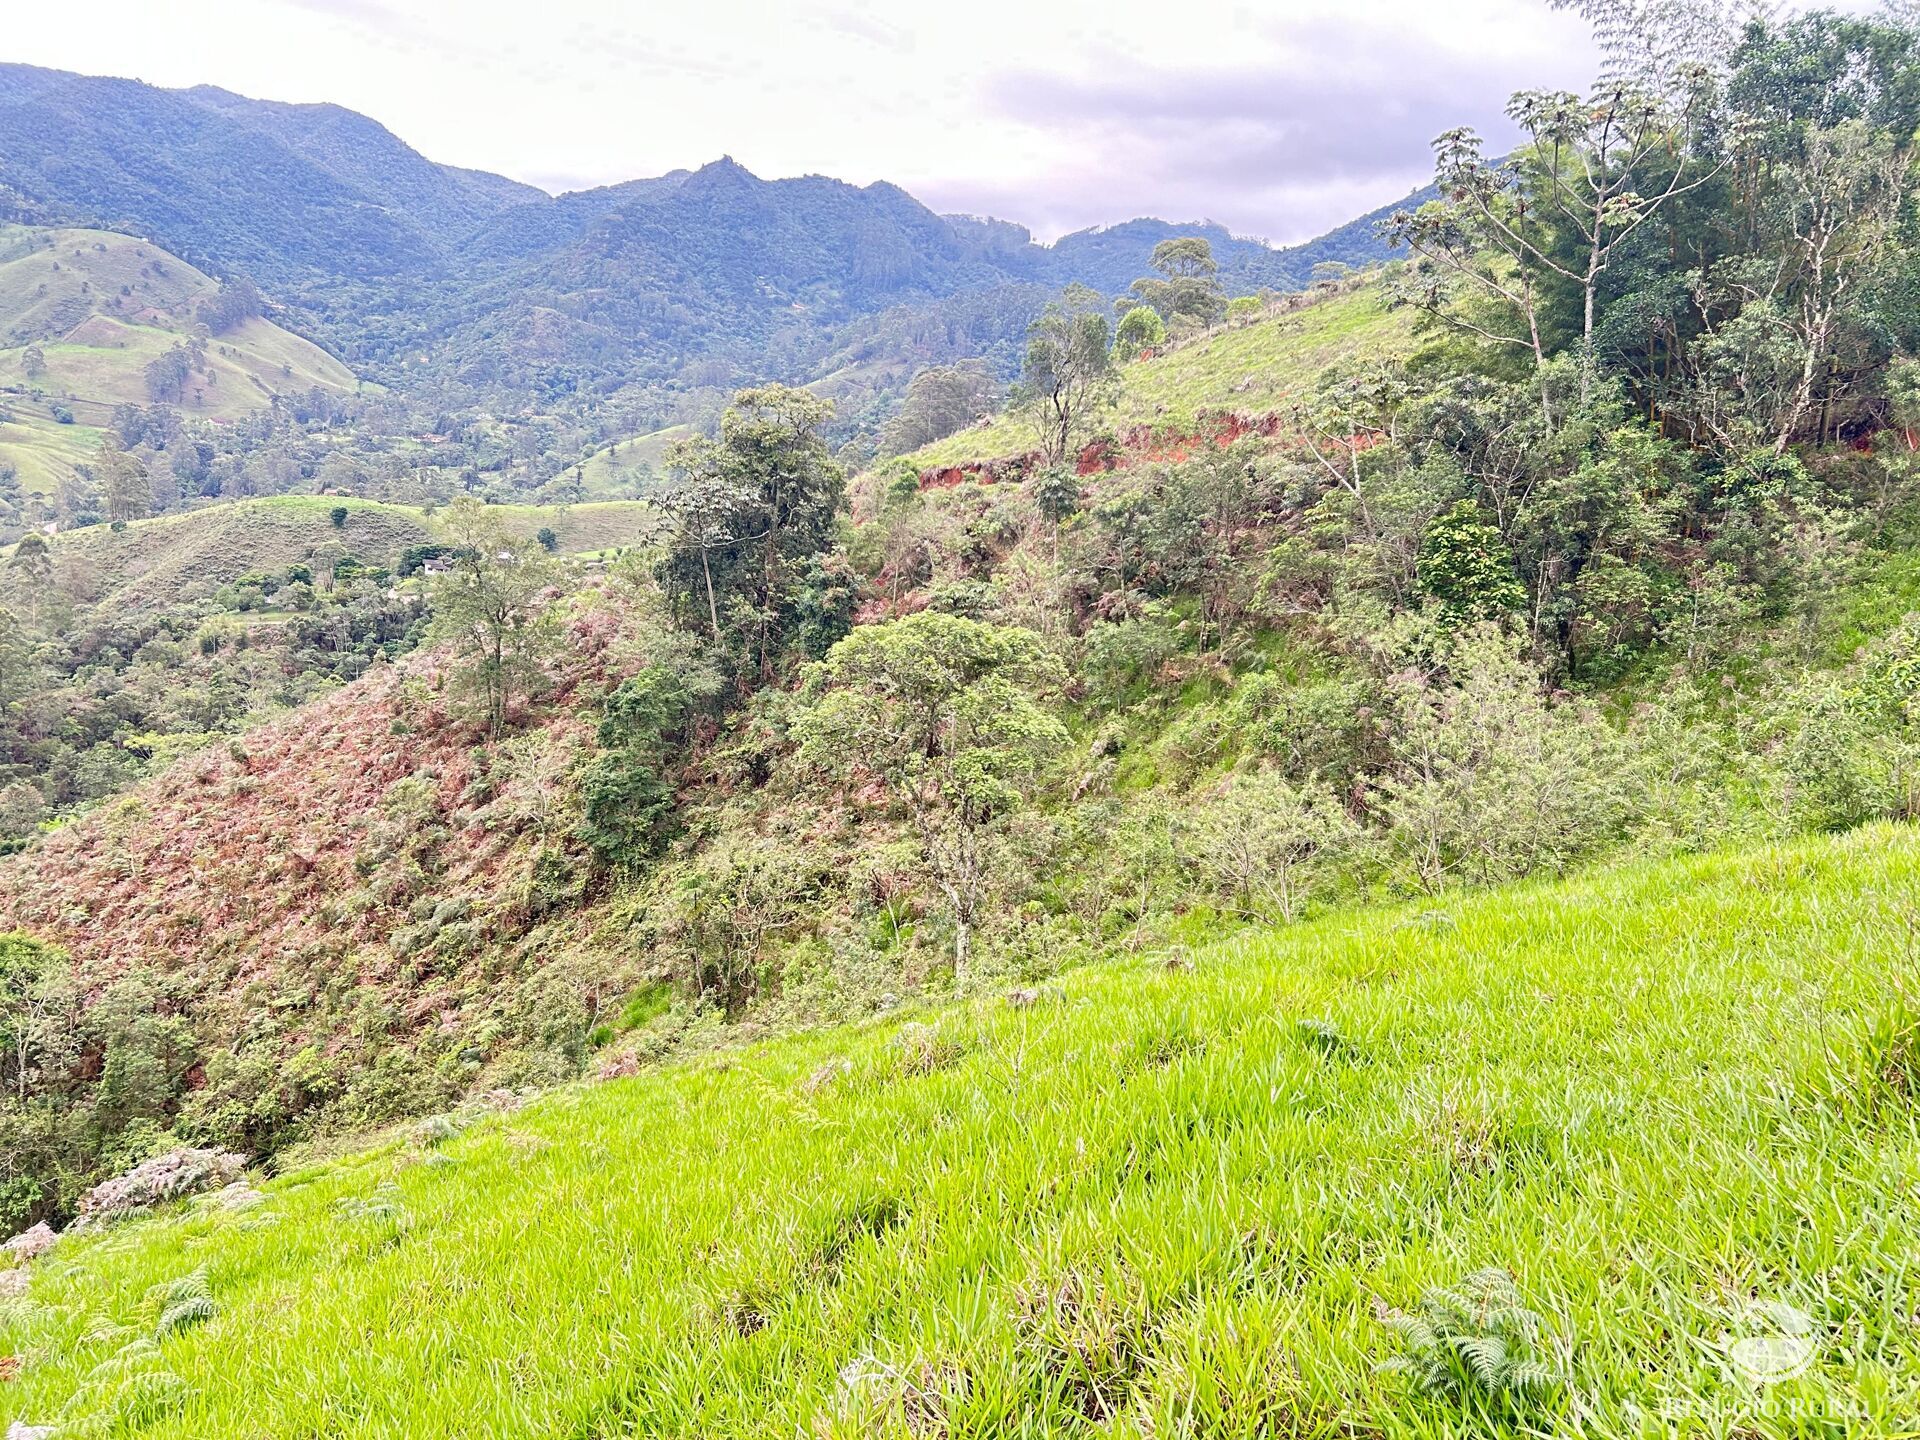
0 59 1420 396
690 155 756 183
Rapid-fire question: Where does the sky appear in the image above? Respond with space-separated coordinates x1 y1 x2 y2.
5 0 1606 244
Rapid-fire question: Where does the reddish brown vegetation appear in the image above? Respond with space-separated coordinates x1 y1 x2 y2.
0 617 627 1000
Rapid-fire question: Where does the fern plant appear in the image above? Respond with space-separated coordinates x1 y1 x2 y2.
336 1182 411 1254
1379 1267 1563 1407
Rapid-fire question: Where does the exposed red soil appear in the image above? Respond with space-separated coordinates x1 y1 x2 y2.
916 410 1295 492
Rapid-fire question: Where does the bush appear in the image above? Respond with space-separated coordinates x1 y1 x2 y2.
1374 625 1638 892
1416 501 1524 625
1178 771 1361 923
576 757 678 871
1114 305 1166 360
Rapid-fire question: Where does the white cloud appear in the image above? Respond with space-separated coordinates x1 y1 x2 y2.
6 0 1605 241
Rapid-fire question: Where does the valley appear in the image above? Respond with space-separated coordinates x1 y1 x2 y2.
6 2 1920 1435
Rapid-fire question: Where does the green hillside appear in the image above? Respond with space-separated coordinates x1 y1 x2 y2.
5 825 1918 1436
0 408 103 497
35 496 658 613
7 15 1920 1440
903 281 1415 470
575 424 694 495
0 225 358 498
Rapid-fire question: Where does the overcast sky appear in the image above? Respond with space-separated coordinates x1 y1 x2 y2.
6 0 1607 243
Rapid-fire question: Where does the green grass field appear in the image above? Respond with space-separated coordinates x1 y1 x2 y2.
904 282 1415 470
22 497 658 613
0 410 104 499
480 499 663 553
0 314 354 426
0 224 358 496
575 425 692 496
6 823 1918 1437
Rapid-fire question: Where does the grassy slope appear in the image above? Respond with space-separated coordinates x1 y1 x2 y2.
0 225 357 496
0 410 104 496
576 424 692 495
905 283 1415 470
6 824 1919 1436
34 496 658 612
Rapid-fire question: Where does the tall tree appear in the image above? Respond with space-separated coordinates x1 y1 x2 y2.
880 361 997 455
657 385 845 680
1391 78 1717 416
4 533 54 630
793 614 1066 978
1017 286 1117 466
429 498 561 737
1123 236 1229 333
97 438 150 524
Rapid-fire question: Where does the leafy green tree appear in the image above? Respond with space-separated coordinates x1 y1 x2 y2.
5 532 55 630
0 603 36 733
1688 107 1912 454
1416 501 1526 625
98 437 150 524
660 471 750 642
1389 65 1718 414
794 614 1067 977
1033 466 1081 527
143 344 193 404
1123 236 1228 334
658 385 846 679
1017 286 1117 466
536 526 559 552
642 837 831 1012
577 664 710 871
195 275 263 334
1113 305 1167 360
429 497 562 737
880 361 997 455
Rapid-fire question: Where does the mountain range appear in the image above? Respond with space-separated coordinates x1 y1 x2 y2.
0 63 1420 404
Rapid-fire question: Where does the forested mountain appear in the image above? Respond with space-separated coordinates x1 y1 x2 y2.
0 65 501 282
0 64 1404 402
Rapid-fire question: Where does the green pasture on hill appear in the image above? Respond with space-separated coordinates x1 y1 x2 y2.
6 824 1920 1437
903 283 1415 472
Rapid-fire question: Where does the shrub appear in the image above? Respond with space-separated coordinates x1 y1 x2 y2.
1223 671 1376 785
1179 771 1361 923
1114 305 1167 360
1375 626 1638 892
576 757 677 871
1416 501 1525 626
